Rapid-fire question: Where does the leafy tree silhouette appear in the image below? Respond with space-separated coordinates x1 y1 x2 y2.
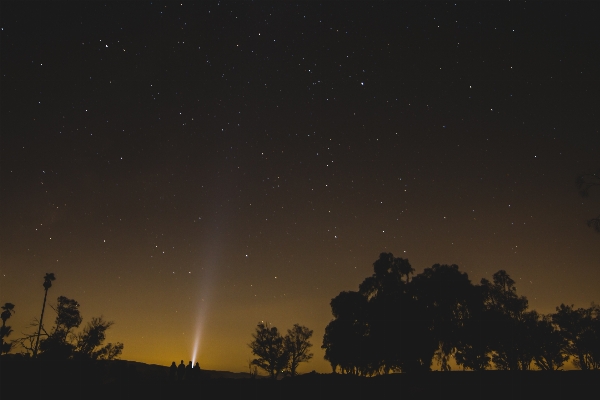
480 270 532 370
322 291 371 374
530 312 569 370
75 316 123 360
284 324 314 377
249 322 288 379
411 264 478 371
38 296 82 359
22 294 123 360
359 253 424 374
33 272 55 358
92 342 124 360
1 302 15 354
455 284 491 370
323 253 596 372
553 303 600 370
323 253 439 374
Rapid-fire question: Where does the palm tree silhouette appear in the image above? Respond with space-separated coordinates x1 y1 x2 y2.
33 273 56 358
1 303 15 327
1 302 16 354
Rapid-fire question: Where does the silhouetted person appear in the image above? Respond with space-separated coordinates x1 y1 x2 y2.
169 361 177 380
184 361 193 380
177 360 186 380
194 362 202 381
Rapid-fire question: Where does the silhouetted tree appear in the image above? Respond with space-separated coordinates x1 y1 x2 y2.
54 296 83 338
20 293 123 360
530 313 569 370
33 273 56 358
323 254 436 374
454 284 491 371
1 302 15 354
553 303 600 370
322 290 374 375
284 324 313 377
359 253 425 374
323 253 594 373
455 330 491 371
1 302 15 325
577 168 600 232
249 322 288 379
95 342 124 360
479 270 532 370
358 253 413 299
411 264 479 371
75 316 123 360
38 296 82 359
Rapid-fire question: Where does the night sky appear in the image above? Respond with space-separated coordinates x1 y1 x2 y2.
1 2 599 373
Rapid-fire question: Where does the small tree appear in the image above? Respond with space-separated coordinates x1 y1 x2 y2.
75 316 123 360
481 270 531 370
38 296 83 359
33 273 55 358
553 304 600 370
284 324 313 377
1 302 15 354
93 342 124 360
54 296 83 339
248 322 288 379
531 314 569 370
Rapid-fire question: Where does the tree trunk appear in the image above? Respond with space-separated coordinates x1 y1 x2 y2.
33 288 49 358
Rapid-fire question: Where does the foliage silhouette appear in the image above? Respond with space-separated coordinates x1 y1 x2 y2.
480 270 532 370
530 312 569 370
553 303 600 370
76 316 123 360
33 272 55 358
322 291 371 374
322 253 597 373
38 296 82 359
411 263 479 371
1 302 15 354
249 322 288 379
19 294 123 360
323 253 439 374
249 322 314 378
284 324 314 377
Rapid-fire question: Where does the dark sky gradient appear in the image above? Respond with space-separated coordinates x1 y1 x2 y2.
1 2 599 372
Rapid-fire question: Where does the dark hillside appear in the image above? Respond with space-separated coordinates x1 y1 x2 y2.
1 356 597 400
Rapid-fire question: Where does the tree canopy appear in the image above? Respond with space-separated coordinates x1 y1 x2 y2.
322 252 599 373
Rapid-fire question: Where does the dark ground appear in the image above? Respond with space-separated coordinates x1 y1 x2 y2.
1 356 597 400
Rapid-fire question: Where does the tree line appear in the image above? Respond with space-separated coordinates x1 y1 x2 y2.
1 273 123 360
321 253 599 374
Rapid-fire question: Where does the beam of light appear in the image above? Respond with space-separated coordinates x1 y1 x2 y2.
190 175 236 366
191 298 210 365
191 330 201 366
190 242 219 366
